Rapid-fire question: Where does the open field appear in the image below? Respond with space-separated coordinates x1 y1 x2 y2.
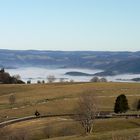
0 82 140 119
1 117 140 140
0 82 140 139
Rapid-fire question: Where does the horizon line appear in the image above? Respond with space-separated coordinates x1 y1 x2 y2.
0 49 139 53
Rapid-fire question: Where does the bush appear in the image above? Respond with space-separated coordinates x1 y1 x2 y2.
35 110 40 116
27 80 31 84
37 80 41 84
114 94 129 113
9 94 16 106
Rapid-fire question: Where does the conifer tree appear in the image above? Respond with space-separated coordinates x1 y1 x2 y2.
114 94 129 113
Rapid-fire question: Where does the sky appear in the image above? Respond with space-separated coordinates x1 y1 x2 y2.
0 0 140 51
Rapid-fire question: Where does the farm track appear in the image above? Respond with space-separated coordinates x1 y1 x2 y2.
0 113 140 128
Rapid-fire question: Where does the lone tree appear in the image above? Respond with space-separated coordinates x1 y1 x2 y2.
47 75 56 83
75 92 98 134
100 77 107 82
90 77 100 82
114 94 129 113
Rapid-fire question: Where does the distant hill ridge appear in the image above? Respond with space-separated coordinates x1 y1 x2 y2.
0 49 140 76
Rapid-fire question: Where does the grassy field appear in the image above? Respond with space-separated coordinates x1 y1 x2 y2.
0 82 140 139
2 117 140 140
0 82 140 118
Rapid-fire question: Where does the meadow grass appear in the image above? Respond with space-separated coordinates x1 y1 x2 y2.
0 82 140 139
4 117 140 140
0 82 140 118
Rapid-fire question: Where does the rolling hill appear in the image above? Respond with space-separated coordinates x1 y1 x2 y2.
0 49 140 76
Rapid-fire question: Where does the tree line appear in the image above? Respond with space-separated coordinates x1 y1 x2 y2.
0 68 24 84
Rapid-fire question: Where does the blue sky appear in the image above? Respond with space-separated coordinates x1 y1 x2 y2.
0 0 140 51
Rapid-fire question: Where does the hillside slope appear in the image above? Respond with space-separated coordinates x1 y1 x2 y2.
1 49 140 75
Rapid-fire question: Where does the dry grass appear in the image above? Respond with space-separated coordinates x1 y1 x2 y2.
0 82 140 119
0 82 140 139
2 117 140 140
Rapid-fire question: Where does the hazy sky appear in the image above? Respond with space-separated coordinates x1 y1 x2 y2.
0 0 140 51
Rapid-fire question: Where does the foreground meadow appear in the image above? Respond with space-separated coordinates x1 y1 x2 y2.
0 82 140 139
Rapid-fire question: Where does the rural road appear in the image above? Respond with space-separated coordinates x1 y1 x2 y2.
0 113 140 128
0 114 75 128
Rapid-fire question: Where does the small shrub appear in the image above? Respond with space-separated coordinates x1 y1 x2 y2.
37 80 41 84
27 80 31 84
35 110 40 116
9 94 16 106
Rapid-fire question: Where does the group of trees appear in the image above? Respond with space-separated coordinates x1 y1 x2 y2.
114 94 140 113
27 75 75 84
27 75 56 84
0 68 24 84
90 77 107 82
27 75 108 84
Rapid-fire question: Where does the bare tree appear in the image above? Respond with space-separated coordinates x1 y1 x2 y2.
75 92 98 134
13 74 21 80
9 94 16 106
47 75 56 83
100 77 107 82
59 78 65 83
90 76 100 82
70 79 74 83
